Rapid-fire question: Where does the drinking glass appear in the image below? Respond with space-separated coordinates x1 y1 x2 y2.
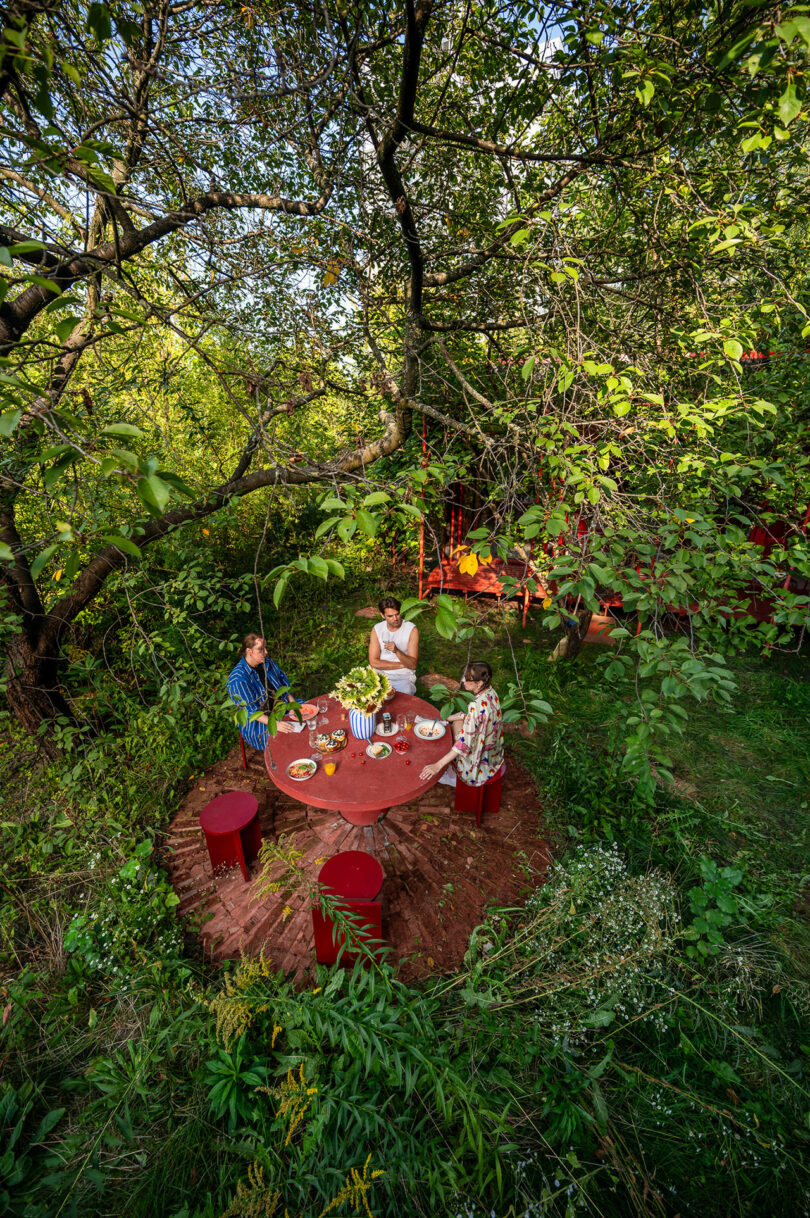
396 714 406 733
308 728 320 761
318 699 328 716
403 711 414 732
324 761 336 776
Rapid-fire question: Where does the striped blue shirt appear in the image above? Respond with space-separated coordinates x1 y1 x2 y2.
227 656 294 750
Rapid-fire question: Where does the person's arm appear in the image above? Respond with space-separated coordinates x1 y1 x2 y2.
369 628 402 671
419 743 460 782
389 625 418 672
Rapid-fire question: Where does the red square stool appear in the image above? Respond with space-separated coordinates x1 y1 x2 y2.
454 765 505 827
312 851 384 965
199 791 261 882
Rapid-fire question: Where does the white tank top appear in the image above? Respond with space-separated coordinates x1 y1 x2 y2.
374 619 415 673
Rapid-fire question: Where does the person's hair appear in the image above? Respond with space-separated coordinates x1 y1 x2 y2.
240 631 264 656
463 660 492 688
378 595 402 614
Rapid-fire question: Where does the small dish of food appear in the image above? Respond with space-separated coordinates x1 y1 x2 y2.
366 742 392 760
287 758 317 781
414 720 446 740
392 738 410 754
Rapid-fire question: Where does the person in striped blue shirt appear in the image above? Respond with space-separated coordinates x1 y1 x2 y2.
228 632 299 751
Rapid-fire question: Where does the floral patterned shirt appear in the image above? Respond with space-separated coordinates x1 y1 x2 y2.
454 686 504 787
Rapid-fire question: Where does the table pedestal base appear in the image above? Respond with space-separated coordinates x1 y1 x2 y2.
336 806 388 827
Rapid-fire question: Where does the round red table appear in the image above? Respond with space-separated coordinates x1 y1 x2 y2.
264 691 450 825
199 791 261 882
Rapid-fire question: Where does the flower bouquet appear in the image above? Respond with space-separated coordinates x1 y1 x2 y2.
331 666 391 741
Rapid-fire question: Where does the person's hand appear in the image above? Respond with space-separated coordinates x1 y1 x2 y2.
419 762 442 781
276 721 296 734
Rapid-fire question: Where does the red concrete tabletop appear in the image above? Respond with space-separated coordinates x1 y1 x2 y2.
199 790 259 835
319 851 384 900
264 692 450 814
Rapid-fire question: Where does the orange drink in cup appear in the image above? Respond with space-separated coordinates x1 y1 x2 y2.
404 712 413 731
324 761 336 776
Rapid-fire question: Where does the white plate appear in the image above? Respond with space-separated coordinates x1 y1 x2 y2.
414 720 446 741
366 742 392 759
375 721 398 736
286 758 317 781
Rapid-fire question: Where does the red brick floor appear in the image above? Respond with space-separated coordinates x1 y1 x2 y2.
165 743 549 984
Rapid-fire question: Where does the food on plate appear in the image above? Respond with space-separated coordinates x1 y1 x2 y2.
393 738 410 754
298 703 318 719
313 730 346 753
288 761 315 779
416 723 442 739
369 742 390 758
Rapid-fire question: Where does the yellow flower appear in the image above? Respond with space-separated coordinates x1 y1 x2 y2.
271 1022 283 1048
312 986 322 995
281 905 293 922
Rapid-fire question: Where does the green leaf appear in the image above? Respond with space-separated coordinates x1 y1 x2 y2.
0 542 13 562
102 422 144 438
54 317 83 343
0 409 22 436
355 509 379 538
273 574 289 609
636 79 655 107
778 82 802 127
7 241 47 255
28 275 62 295
30 544 58 581
136 474 170 514
87 2 112 40
584 1008 615 1028
307 555 329 580
325 559 345 579
435 608 457 639
723 339 743 361
103 534 142 559
363 491 391 506
398 502 423 519
315 517 337 538
336 517 356 542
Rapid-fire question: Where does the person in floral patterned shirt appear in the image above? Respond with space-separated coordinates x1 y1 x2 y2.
419 660 505 788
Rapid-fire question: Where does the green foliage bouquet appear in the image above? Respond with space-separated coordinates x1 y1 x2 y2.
331 666 390 714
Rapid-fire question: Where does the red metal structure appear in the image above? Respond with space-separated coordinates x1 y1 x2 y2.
417 483 809 631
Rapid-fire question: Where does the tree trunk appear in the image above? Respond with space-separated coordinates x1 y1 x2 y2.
550 608 593 662
4 631 74 756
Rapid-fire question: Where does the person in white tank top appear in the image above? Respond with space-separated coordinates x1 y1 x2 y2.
368 596 419 694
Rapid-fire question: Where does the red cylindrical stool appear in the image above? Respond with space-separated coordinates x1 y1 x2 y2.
312 851 384 965
199 791 261 882
454 765 504 827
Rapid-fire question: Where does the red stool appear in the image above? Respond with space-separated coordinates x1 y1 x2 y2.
312 851 384 965
454 766 504 827
199 791 261 882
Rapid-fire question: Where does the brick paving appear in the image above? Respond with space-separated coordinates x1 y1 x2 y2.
165 741 549 985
